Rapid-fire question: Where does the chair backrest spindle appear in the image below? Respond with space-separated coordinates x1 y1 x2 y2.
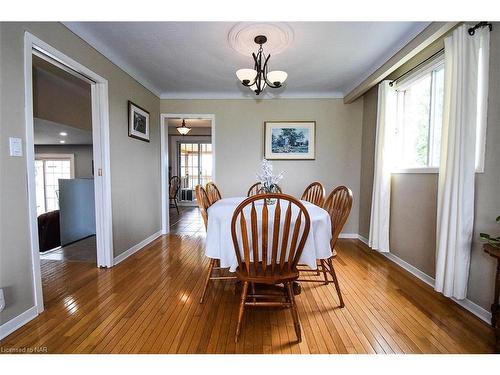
195 185 211 230
231 194 311 277
169 176 181 198
247 182 282 197
205 182 222 205
301 182 325 206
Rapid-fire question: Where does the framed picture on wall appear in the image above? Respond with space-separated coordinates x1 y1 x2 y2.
264 121 316 160
128 101 150 142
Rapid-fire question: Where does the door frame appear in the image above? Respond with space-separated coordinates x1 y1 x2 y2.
160 113 216 234
24 32 114 314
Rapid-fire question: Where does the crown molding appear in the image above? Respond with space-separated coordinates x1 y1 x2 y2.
159 91 345 100
62 22 162 97
344 21 458 103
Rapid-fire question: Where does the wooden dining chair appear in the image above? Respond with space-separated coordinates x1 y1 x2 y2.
169 176 181 214
231 193 311 343
246 182 282 197
300 181 325 206
196 184 236 303
205 182 222 205
298 185 353 308
195 184 210 230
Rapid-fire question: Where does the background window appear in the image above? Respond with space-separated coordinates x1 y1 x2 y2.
394 61 444 170
35 156 74 216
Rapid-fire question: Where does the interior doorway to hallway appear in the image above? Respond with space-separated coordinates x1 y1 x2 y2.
160 114 216 234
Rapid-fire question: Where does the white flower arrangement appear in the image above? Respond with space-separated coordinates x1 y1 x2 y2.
256 159 283 193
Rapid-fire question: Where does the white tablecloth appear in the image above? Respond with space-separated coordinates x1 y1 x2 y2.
205 197 332 272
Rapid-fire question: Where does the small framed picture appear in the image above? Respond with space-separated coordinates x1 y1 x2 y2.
128 101 150 142
264 121 316 160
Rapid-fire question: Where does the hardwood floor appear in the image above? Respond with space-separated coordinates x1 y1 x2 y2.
40 235 97 263
1 229 495 353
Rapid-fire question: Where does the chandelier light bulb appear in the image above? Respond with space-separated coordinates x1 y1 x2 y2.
267 70 288 86
236 69 257 84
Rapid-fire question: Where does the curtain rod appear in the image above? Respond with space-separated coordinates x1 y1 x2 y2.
390 21 493 87
468 21 493 35
389 48 444 87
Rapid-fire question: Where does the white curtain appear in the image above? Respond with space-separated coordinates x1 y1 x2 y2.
435 25 490 299
369 81 397 253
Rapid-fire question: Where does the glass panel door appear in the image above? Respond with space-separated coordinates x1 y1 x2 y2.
178 142 212 202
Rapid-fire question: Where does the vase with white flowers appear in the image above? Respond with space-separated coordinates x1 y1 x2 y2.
256 159 284 205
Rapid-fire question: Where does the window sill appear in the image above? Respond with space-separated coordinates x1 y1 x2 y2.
392 167 439 174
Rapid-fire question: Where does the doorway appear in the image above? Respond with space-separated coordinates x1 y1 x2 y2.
24 33 113 314
160 114 216 234
177 141 213 204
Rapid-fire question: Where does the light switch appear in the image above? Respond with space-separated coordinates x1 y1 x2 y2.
9 137 23 157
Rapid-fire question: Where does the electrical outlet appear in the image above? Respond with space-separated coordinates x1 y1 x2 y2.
0 288 5 312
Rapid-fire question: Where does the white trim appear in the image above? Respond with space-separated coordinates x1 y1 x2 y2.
379 245 492 324
339 233 360 239
113 230 162 266
62 22 161 97
382 252 436 287
353 234 491 323
159 92 345 100
393 52 444 90
35 153 75 179
392 167 439 174
451 297 492 323
0 306 38 340
160 113 216 234
358 234 369 245
344 22 458 103
24 32 114 318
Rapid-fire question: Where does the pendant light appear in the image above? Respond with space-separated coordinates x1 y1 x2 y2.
177 119 191 135
236 35 288 95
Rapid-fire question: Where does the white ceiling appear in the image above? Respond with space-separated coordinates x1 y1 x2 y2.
64 22 430 99
34 118 93 145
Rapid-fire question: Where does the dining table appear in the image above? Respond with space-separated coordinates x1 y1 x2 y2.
205 196 333 273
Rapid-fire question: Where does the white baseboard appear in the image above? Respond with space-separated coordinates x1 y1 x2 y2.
451 297 492 323
0 306 38 340
373 242 492 324
341 234 492 323
381 252 436 287
339 233 359 239
113 230 162 266
357 234 369 245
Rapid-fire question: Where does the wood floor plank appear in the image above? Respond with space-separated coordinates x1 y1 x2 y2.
1 210 495 354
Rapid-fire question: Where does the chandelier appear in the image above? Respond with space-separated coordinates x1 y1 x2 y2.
176 119 191 135
236 35 288 95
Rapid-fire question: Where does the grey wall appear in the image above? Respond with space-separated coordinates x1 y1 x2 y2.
35 145 94 178
390 174 438 278
160 98 364 234
0 22 161 326
358 23 500 310
358 86 377 239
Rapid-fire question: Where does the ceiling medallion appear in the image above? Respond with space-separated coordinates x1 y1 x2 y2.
228 22 294 56
235 35 288 96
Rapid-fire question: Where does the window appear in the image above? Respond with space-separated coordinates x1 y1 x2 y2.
393 56 444 171
35 155 74 216
177 142 212 202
